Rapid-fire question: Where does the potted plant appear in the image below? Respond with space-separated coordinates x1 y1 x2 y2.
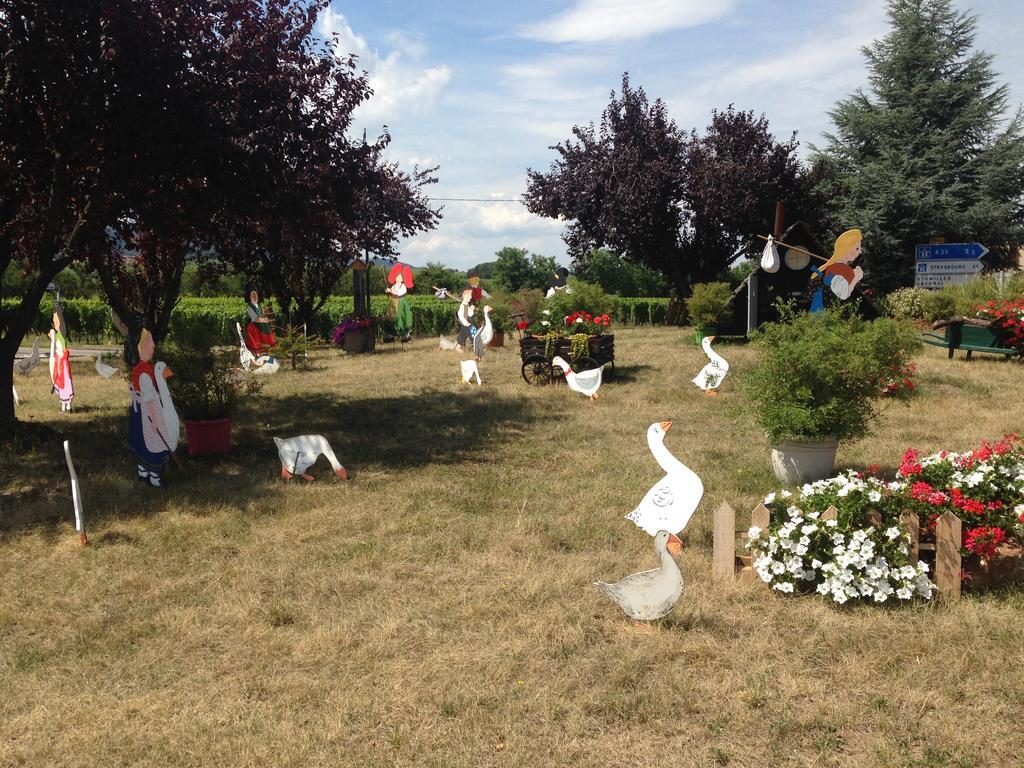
332 316 376 353
487 310 507 348
166 341 252 455
738 304 920 484
685 282 733 344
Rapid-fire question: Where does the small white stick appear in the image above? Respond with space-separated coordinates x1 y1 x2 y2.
62 440 88 546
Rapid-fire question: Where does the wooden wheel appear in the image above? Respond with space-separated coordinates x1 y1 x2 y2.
521 355 552 385
573 355 599 372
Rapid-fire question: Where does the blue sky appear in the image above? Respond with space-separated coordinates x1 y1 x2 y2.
318 0 1024 270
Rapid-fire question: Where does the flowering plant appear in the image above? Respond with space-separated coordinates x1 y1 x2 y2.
751 476 933 603
975 298 1024 353
564 310 612 336
331 316 373 345
880 362 916 397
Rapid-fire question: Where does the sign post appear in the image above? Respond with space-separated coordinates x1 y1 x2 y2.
914 243 987 289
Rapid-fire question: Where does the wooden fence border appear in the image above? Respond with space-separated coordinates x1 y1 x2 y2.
711 501 962 600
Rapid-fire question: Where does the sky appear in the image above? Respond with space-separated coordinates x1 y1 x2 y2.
317 0 1024 270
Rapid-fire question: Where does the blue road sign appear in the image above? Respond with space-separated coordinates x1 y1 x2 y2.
914 243 988 261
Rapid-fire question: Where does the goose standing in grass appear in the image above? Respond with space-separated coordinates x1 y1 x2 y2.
691 335 729 395
625 422 704 537
551 355 605 399
274 435 348 481
595 530 684 622
95 353 118 379
16 336 40 376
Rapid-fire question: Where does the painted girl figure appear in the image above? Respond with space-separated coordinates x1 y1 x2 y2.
386 263 415 342
810 229 865 313
48 300 74 412
126 325 179 488
245 286 277 356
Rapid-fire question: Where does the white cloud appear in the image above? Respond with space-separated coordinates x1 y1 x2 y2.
519 0 736 43
316 7 453 124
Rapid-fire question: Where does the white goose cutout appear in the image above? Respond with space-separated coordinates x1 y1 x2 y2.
624 421 704 536
691 335 729 394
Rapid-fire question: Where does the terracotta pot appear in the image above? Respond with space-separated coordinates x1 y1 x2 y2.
183 416 232 455
770 437 839 485
964 541 1024 589
487 331 505 349
343 327 375 353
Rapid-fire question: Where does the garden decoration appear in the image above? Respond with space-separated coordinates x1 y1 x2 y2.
235 322 280 374
94 353 118 379
520 309 614 385
438 335 458 351
625 422 705 537
48 300 74 412
386 262 415 343
594 530 684 623
62 440 88 546
12 385 19 405
274 435 348 482
433 286 457 301
545 266 571 298
464 274 490 303
472 305 494 360
332 316 375 354
551 355 604 399
460 359 481 385
691 335 729 395
760 234 781 273
244 286 278 356
16 336 40 375
809 229 865 312
455 289 475 352
126 324 180 488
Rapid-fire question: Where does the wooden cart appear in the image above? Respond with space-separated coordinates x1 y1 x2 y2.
520 334 615 385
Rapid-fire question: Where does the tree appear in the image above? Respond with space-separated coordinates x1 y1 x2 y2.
524 74 810 297
572 248 671 296
415 262 465 293
492 247 532 292
816 0 1024 292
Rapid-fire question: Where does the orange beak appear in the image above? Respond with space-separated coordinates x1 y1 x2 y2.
335 467 348 481
162 366 174 379
707 335 716 342
667 533 683 555
660 421 672 432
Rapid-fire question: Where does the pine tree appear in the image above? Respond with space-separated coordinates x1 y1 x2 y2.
817 0 1024 292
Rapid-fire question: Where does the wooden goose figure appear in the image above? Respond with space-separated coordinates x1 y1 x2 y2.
472 305 493 359
16 336 40 375
624 422 704 536
439 335 458 351
274 435 348 482
95 353 118 379
691 335 729 395
595 530 684 621
551 355 605 399
235 322 280 375
460 359 481 385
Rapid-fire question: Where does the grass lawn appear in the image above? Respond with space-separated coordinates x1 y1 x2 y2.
2 326 1023 767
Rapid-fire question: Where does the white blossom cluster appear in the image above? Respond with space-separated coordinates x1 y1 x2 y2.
748 506 933 604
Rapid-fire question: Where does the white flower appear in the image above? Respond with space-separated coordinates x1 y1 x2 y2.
773 581 794 593
794 544 808 556
801 524 818 535
763 492 776 505
770 560 786 575
811 559 823 569
885 526 900 541
832 590 849 605
896 587 913 600
869 490 882 503
748 526 762 540
779 490 792 498
541 320 550 327
816 583 830 595
825 519 838 528
542 309 550 316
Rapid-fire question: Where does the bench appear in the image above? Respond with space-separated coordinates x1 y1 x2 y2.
921 317 1020 360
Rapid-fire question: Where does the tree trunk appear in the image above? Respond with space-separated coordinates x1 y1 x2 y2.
0 345 17 429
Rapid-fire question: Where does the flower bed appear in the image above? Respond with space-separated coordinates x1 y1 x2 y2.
747 434 1024 602
975 298 1024 354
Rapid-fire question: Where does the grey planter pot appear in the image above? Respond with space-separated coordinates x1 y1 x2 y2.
770 437 839 485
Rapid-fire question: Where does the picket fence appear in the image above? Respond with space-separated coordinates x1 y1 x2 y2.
711 501 963 600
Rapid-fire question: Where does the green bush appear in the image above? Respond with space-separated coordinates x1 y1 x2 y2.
884 287 929 320
739 305 921 444
544 279 619 321
917 273 1024 321
685 282 733 329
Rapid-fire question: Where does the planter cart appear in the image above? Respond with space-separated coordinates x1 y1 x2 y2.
520 334 615 385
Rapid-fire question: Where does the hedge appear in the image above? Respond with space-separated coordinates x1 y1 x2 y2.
1 295 678 345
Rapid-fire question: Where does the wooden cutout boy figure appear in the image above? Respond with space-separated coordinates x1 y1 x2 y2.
386 263 415 342
810 229 864 313
126 324 179 488
245 286 277 355
48 300 74 412
455 288 475 352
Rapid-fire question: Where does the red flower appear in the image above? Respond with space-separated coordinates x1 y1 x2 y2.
516 320 529 331
964 526 1006 559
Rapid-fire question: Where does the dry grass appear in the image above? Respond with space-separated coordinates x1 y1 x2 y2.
2 328 1024 768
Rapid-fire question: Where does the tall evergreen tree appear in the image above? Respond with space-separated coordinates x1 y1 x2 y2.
817 0 1024 292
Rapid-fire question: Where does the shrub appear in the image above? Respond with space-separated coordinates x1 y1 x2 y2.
544 279 619 320
738 304 921 444
684 282 733 329
885 287 928 320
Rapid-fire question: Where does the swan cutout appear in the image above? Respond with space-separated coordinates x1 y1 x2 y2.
439 335 458 351
472 305 493 359
274 435 348 482
551 355 605 399
594 530 684 622
624 422 704 537
95 353 118 379
460 359 481 385
691 336 729 395
16 336 40 375
138 361 179 454
235 322 280 375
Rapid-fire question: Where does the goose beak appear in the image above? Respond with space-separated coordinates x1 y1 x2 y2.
707 335 716 342
335 467 348 481
659 421 672 432
162 366 174 379
667 533 683 556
